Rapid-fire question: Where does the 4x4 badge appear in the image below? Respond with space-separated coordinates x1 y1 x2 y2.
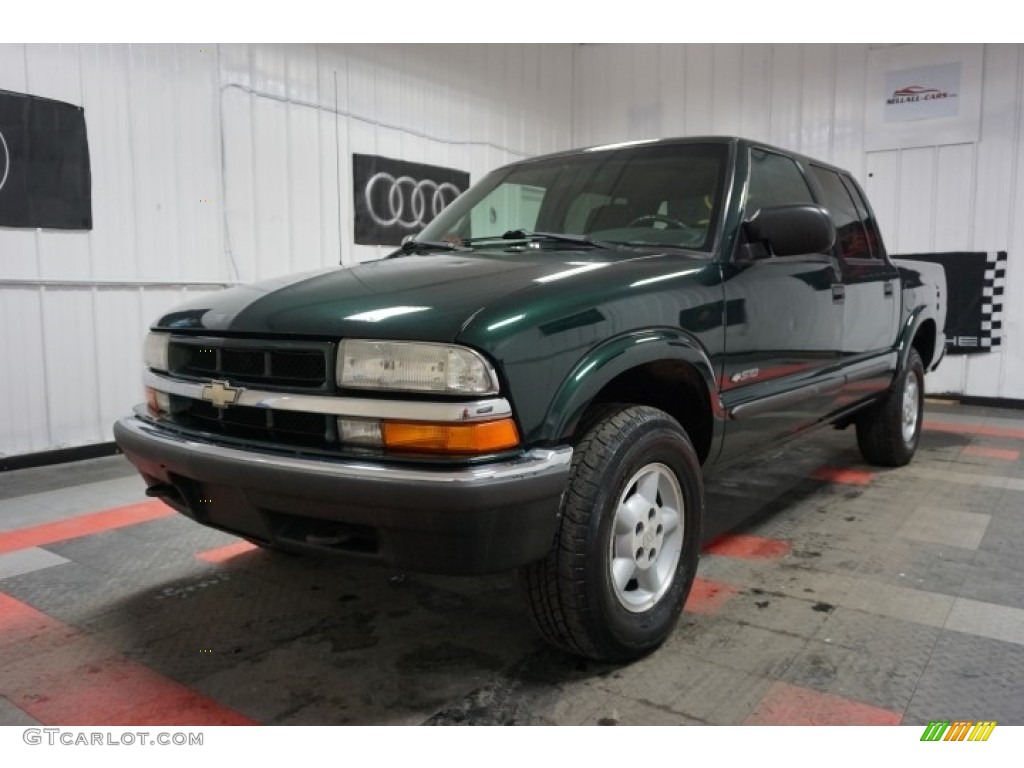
201 380 243 409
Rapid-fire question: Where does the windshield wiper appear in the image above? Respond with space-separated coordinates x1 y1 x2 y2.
465 230 611 248
388 238 464 257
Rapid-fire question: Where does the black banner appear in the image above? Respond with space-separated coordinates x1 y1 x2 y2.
0 89 92 230
353 154 468 246
895 251 1006 354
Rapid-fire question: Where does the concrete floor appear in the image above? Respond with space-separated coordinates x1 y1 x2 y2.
1 399 1022 726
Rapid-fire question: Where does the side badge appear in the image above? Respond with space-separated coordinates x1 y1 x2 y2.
730 368 759 384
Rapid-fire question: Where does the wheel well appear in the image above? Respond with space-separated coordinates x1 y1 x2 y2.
581 360 714 464
912 319 936 370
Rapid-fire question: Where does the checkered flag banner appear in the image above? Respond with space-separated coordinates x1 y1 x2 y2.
892 251 1007 355
980 250 1007 351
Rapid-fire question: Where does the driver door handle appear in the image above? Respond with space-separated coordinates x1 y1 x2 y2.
832 283 846 304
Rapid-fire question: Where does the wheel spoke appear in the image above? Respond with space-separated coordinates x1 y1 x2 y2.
660 507 680 535
636 566 662 595
636 471 660 507
615 495 647 535
611 557 636 593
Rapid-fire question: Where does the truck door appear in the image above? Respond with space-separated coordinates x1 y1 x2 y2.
808 166 900 397
718 148 845 462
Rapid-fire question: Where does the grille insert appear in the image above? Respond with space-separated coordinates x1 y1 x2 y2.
168 339 330 391
170 396 333 448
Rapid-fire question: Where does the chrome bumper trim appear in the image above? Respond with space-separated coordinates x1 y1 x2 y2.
116 415 571 486
143 370 512 423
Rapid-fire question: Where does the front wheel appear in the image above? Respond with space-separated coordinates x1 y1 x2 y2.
520 405 703 661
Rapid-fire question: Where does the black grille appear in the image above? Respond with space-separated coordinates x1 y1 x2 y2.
168 339 329 390
170 396 333 448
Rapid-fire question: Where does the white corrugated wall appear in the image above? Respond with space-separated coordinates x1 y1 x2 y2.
0 43 574 458
3 43 1024 459
572 43 1024 402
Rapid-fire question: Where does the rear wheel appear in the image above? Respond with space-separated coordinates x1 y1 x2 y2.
856 348 925 467
520 405 703 661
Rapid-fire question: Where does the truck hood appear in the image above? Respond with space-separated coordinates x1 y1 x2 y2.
152 249 688 341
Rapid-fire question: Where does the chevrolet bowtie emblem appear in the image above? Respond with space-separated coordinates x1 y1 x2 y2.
201 379 243 409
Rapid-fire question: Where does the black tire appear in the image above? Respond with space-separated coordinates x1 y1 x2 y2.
520 405 703 662
856 348 925 467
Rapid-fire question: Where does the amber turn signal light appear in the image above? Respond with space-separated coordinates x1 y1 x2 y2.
382 418 519 453
145 387 169 417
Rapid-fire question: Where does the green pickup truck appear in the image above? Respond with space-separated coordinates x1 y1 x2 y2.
115 136 947 661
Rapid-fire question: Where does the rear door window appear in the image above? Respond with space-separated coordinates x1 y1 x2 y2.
810 166 873 260
841 176 886 260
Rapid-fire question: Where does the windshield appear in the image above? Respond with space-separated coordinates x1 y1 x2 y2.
418 142 729 252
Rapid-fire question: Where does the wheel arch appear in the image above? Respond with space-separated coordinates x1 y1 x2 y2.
911 317 938 370
896 306 941 375
542 329 723 465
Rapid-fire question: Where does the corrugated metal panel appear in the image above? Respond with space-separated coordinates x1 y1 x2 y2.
739 45 771 144
998 51 1024 398
656 45 686 142
0 289 50 455
896 147 936 253
962 45 1018 398
80 45 140 282
799 45 835 160
831 45 868 177
768 45 803 151
711 46 742 137
934 144 976 252
39 288 101 448
684 45 714 137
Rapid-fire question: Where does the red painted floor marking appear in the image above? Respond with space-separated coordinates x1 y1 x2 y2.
0 592 83 659
196 540 259 564
813 466 875 486
0 592 256 726
704 534 792 560
744 681 902 725
925 421 1024 440
0 500 174 555
961 445 1021 461
683 578 740 615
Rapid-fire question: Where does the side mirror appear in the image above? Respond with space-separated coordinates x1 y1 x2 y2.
743 204 836 258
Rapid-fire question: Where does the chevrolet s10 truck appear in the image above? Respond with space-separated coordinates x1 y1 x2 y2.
115 137 946 661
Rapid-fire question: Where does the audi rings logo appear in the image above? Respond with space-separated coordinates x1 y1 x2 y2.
0 129 9 194
353 154 470 246
364 172 461 229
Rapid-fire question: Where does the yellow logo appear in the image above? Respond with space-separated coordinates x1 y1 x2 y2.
201 380 243 409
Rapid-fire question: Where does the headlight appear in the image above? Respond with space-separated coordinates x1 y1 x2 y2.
144 332 170 372
338 340 498 395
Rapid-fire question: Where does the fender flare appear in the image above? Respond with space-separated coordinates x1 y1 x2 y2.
894 305 936 375
540 328 723 444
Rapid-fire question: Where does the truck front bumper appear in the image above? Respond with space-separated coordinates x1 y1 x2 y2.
113 415 571 575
